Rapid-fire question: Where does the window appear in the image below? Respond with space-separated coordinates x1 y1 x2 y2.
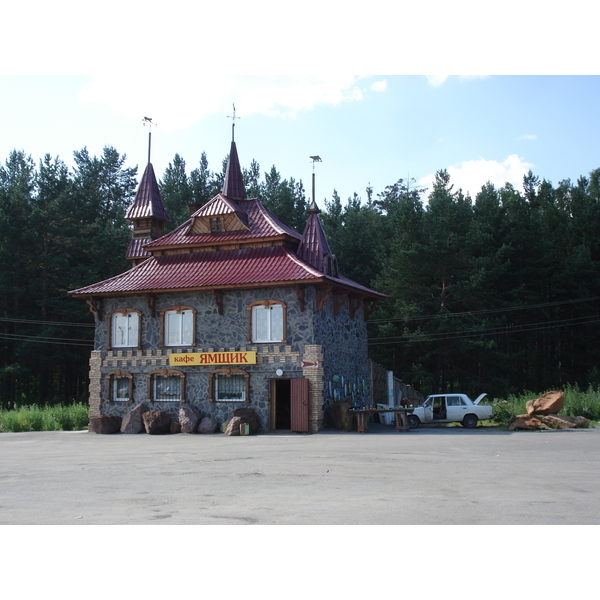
209 369 249 403
109 309 140 349
161 306 195 347
108 371 133 402
149 370 185 402
447 396 466 406
209 217 223 232
248 301 286 343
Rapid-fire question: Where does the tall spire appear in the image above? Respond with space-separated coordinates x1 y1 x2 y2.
221 127 246 201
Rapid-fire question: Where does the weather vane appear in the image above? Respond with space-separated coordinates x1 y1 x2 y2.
310 155 322 205
142 117 156 164
228 104 240 141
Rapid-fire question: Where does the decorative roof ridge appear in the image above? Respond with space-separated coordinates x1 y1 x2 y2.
251 198 303 239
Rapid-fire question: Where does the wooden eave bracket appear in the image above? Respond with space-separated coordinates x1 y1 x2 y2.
333 290 348 316
295 285 305 312
213 290 224 315
146 293 156 318
364 299 379 320
349 294 365 319
316 285 332 312
86 297 103 321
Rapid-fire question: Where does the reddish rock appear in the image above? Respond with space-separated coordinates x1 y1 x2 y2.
120 403 147 434
231 407 260 434
526 391 565 416
197 416 219 434
541 414 590 429
142 410 172 435
179 404 201 433
169 420 182 434
89 415 122 434
224 416 244 436
507 414 543 430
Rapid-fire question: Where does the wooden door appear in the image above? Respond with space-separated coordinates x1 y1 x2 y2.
290 378 309 433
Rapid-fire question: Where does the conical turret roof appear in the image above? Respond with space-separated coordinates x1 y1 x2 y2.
125 163 172 222
297 200 338 276
221 140 246 201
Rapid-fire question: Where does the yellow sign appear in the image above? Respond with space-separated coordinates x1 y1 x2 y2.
169 351 257 366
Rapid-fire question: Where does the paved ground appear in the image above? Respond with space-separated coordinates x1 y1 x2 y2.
1 424 599 525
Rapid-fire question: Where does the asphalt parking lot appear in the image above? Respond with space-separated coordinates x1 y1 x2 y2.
1 425 598 525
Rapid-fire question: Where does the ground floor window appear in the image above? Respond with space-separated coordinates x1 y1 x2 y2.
108 370 133 402
209 368 249 403
148 370 185 402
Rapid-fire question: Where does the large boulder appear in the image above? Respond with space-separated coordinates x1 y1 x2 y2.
224 416 245 436
198 416 219 434
170 420 182 434
231 407 260 435
179 404 202 434
526 391 565 416
142 410 172 435
507 414 543 431
89 415 122 434
120 403 147 434
541 414 590 429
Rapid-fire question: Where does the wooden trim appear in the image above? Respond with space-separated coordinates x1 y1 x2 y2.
246 300 287 344
159 305 197 348
295 285 305 312
208 368 249 403
316 285 332 312
213 290 224 315
333 290 348 316
147 369 186 403
146 293 156 318
349 294 365 319
86 297 103 321
106 308 141 351
106 370 134 403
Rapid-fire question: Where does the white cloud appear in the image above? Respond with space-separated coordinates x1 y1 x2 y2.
418 154 534 198
519 134 538 141
426 75 449 87
77 75 371 132
371 79 387 92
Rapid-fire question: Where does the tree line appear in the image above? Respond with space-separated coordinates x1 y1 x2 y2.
1 145 599 408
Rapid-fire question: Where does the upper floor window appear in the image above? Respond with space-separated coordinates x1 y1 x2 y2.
209 217 223 232
248 301 286 343
109 309 141 349
161 306 196 347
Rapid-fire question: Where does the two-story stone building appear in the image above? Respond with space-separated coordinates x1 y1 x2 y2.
70 137 385 433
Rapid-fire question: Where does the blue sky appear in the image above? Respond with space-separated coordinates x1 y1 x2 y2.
2 75 599 206
1 3 598 209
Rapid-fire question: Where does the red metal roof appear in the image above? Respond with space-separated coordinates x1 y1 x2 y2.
146 197 301 248
297 204 334 274
70 245 385 298
125 237 152 260
125 163 171 222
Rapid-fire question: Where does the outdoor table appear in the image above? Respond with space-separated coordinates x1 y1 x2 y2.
350 407 414 433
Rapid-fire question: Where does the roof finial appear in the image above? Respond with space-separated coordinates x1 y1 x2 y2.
228 104 240 142
309 155 322 212
142 117 155 164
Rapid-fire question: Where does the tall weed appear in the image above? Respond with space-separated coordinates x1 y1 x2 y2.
0 403 89 433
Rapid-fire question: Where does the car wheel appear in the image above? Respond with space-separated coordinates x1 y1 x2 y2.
461 414 478 428
408 415 420 429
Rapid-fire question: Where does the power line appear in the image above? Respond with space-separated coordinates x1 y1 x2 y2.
0 317 95 328
0 333 93 347
367 295 600 325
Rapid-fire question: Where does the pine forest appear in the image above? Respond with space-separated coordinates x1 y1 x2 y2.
2 146 600 409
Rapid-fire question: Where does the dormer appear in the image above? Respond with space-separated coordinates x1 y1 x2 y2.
186 193 250 235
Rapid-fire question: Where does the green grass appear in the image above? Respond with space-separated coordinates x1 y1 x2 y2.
492 384 600 425
0 403 89 433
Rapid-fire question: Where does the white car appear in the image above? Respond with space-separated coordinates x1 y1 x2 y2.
408 393 493 429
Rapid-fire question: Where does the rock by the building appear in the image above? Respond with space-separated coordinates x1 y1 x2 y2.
120 403 147 434
179 404 202 433
526 391 565 416
507 414 543 430
89 415 122 434
541 414 590 429
142 410 172 435
198 416 219 434
170 420 182 434
224 416 244 436
328 401 356 431
231 407 260 434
